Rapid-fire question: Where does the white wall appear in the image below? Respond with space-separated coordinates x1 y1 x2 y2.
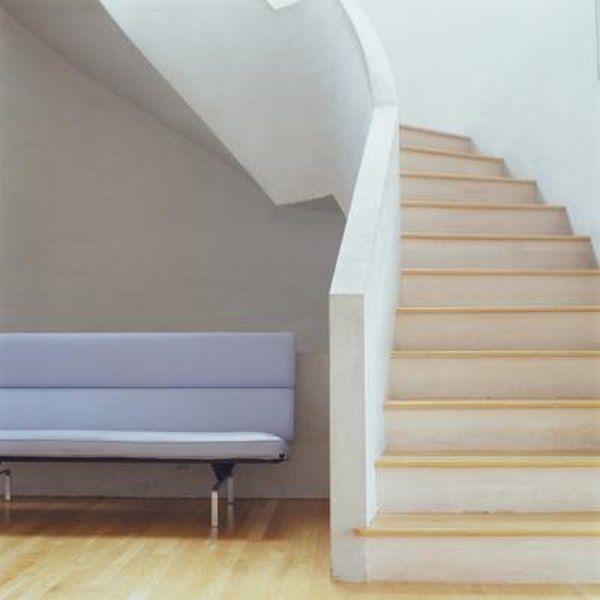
360 0 600 254
99 0 372 211
0 7 341 497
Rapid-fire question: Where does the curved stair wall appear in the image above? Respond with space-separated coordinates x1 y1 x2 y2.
99 0 374 211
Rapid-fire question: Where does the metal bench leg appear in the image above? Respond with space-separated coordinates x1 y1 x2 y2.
211 487 219 528
227 475 234 505
0 466 11 502
210 462 235 529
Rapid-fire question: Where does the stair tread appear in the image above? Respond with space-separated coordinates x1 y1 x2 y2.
391 350 600 358
377 451 600 468
400 145 502 162
402 200 565 211
402 232 589 242
400 124 471 141
385 399 600 409
396 306 600 313
403 268 600 276
401 171 535 184
355 512 600 537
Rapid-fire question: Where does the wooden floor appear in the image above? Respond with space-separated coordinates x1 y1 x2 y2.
0 498 597 599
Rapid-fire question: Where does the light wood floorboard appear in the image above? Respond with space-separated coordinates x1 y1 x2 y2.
0 498 597 598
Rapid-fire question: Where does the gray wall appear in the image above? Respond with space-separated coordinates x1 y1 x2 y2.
0 8 342 497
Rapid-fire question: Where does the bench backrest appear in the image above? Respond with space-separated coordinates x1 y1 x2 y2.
0 332 296 440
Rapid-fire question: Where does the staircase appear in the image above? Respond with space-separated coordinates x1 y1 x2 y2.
355 125 600 583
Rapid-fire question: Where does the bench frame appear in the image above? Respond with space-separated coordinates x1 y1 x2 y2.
0 456 285 528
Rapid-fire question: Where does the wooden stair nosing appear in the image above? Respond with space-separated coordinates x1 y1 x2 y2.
402 268 600 276
376 452 600 469
402 232 589 242
400 145 502 163
402 200 566 211
391 350 600 359
355 512 600 538
401 171 536 185
396 306 600 314
400 124 471 142
384 399 600 410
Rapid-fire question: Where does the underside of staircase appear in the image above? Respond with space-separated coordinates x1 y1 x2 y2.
355 125 600 583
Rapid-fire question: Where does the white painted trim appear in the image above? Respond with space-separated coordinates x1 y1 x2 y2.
329 0 400 581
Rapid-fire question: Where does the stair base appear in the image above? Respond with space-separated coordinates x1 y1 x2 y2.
364 537 600 583
358 512 600 583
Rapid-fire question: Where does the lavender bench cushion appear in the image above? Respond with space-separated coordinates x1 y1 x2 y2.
0 332 295 388
0 332 295 461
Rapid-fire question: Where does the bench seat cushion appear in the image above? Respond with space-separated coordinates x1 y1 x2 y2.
0 431 288 461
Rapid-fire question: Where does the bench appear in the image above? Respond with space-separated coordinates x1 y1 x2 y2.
0 332 296 527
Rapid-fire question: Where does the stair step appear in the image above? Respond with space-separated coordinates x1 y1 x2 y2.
368 127 600 585
402 269 600 307
390 350 600 398
400 145 504 176
376 452 600 513
404 232 588 241
391 349 600 357
356 512 600 537
356 513 600 582
377 451 600 469
402 233 594 269
385 398 600 409
402 200 571 235
385 399 600 451
402 172 538 204
394 306 600 350
400 125 473 153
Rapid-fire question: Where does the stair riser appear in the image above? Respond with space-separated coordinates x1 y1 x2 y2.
390 356 600 398
402 207 571 235
402 275 600 307
377 467 600 512
401 151 504 176
365 538 600 583
394 312 600 350
403 238 594 269
400 130 472 153
403 177 538 203
385 408 600 451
